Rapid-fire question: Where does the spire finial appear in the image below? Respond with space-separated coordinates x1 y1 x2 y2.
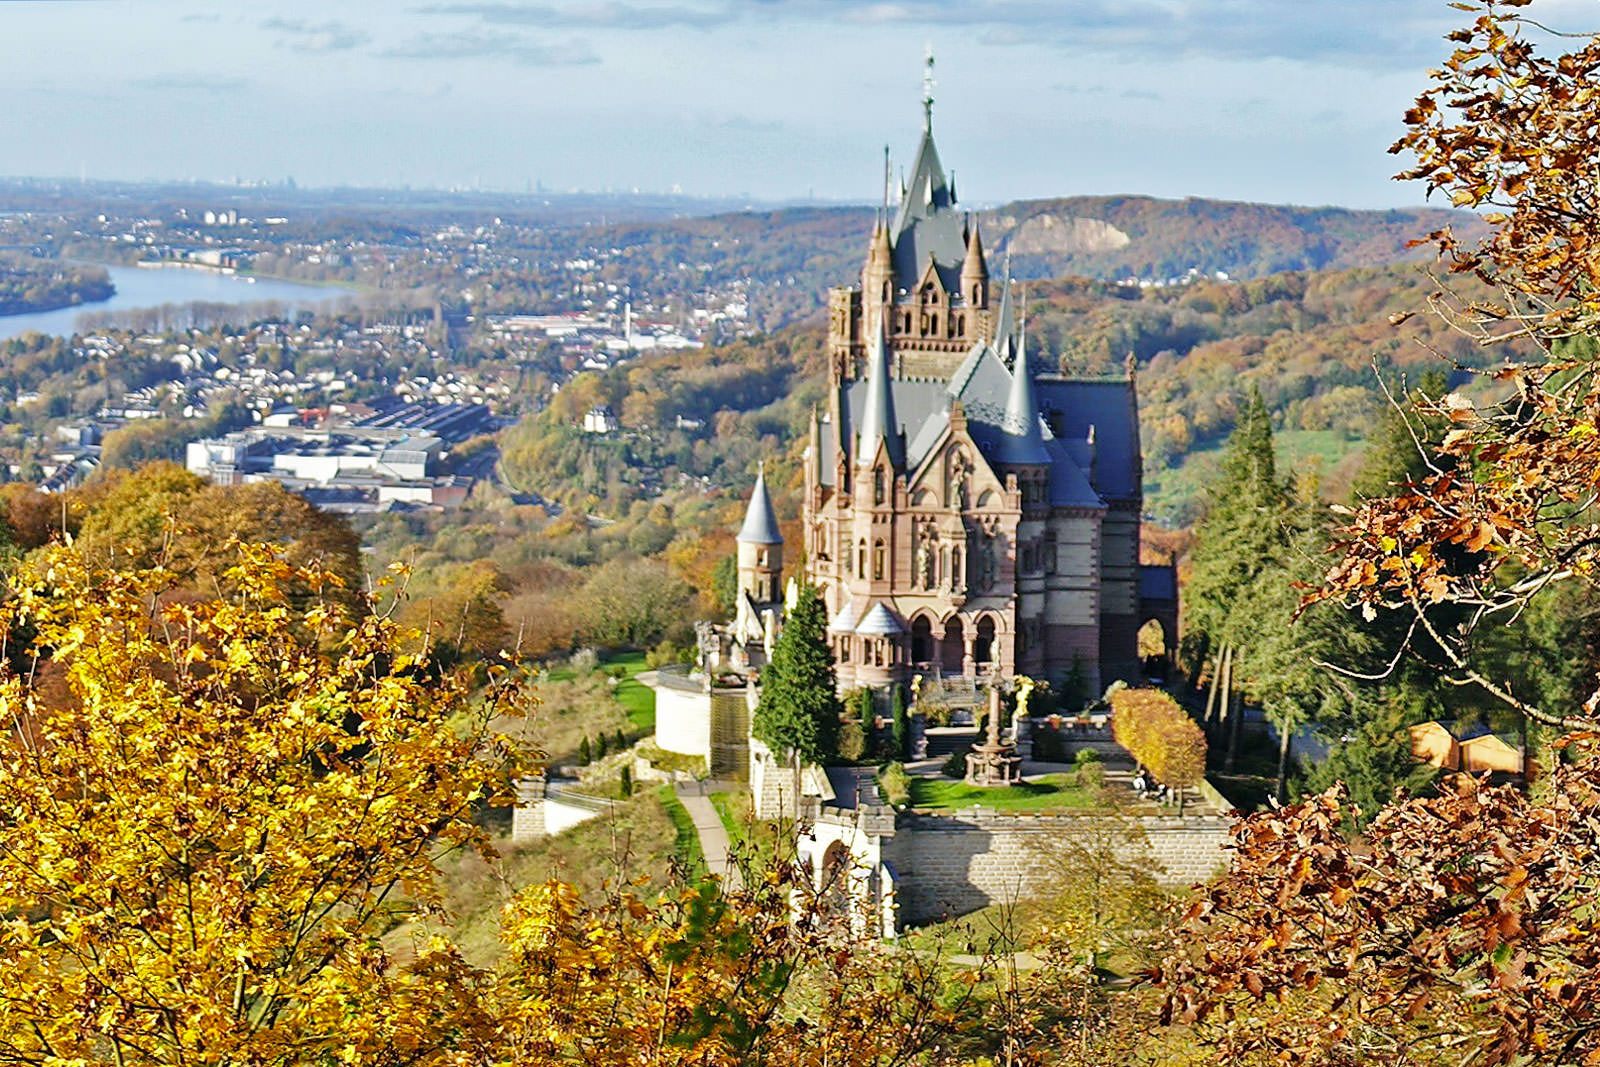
922 44 936 133
881 144 891 223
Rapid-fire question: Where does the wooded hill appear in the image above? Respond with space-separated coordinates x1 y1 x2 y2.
502 259 1521 528
580 196 1486 326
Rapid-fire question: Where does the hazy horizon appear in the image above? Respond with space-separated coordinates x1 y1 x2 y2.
4 1 1594 210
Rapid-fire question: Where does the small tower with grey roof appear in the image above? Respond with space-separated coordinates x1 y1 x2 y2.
737 464 784 607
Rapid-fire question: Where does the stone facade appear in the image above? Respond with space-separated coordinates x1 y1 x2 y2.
804 105 1148 696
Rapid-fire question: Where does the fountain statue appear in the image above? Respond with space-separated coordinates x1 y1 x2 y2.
965 684 1024 787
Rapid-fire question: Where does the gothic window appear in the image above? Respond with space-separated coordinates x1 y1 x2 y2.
882 281 891 301
757 548 768 567
951 546 964 591
903 312 912 332
971 284 981 305
931 313 939 335
839 636 851 664
1044 530 1057 575
873 466 886 506
858 539 867 577
873 539 886 581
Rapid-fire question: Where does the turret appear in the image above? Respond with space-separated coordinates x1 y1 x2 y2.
856 315 903 474
737 465 784 605
996 290 1050 467
863 219 895 323
960 215 988 309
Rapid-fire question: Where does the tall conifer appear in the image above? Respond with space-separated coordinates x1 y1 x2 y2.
752 584 842 765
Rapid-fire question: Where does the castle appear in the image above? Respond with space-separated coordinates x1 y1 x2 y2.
803 87 1145 698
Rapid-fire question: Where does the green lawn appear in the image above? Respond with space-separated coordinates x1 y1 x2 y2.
907 773 1100 812
657 785 707 877
708 790 742 844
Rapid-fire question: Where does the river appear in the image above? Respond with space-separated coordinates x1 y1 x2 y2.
0 264 357 340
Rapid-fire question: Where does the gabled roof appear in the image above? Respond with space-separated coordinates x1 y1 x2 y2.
737 466 782 544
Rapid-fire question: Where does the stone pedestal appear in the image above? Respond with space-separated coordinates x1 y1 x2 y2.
965 685 1023 786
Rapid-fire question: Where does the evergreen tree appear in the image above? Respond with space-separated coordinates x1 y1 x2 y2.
596 732 609 760
578 735 592 766
618 763 633 798
752 584 842 765
857 688 875 755
892 685 909 762
614 728 627 752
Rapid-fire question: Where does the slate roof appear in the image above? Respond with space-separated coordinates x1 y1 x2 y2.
737 466 783 544
890 127 967 294
856 602 907 636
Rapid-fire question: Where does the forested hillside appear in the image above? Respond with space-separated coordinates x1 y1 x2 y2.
580 197 1485 327
501 259 1522 529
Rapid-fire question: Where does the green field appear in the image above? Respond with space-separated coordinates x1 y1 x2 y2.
907 773 1100 812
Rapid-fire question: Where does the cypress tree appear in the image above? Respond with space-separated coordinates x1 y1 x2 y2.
858 688 875 753
752 583 842 765
614 728 627 752
578 736 591 765
892 684 909 761
596 732 609 760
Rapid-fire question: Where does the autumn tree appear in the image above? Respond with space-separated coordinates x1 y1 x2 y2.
1312 0 1600 733
1167 5 1600 1063
0 540 525 1063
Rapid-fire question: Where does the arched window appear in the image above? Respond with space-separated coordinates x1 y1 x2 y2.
873 539 886 581
971 284 981 305
1044 530 1057 575
930 313 938 335
857 539 867 577
951 547 963 590
975 616 996 665
873 466 886 505
838 636 850 664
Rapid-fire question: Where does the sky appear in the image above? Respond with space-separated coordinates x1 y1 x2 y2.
0 0 1591 209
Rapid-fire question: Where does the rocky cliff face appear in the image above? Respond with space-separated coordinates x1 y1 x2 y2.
995 213 1132 256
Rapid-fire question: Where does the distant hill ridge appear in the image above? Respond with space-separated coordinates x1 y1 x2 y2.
984 195 1487 283
589 195 1486 325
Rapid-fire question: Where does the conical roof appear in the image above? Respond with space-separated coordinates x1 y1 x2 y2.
996 313 1050 466
857 315 903 469
961 216 988 282
855 602 906 636
992 275 1016 359
737 466 782 544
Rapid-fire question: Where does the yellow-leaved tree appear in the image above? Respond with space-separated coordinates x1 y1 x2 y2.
0 536 1003 1066
0 539 526 1064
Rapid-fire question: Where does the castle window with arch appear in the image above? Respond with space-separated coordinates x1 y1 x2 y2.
873 467 885 506
873 539 886 581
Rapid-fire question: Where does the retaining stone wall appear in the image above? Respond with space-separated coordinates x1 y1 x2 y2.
881 809 1232 926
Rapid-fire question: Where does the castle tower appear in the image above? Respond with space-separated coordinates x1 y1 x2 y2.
737 464 783 606
806 61 1149 699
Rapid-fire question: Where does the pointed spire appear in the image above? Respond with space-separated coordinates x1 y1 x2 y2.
999 284 1049 465
737 463 783 544
857 314 903 469
992 269 1016 356
961 214 988 294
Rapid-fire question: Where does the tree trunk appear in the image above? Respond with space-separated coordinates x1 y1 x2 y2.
1202 645 1223 734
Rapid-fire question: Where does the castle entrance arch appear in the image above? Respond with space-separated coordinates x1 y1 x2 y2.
911 615 934 665
975 616 996 667
940 618 965 675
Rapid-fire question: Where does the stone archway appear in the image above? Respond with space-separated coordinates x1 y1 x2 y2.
974 616 996 668
911 615 934 666
1138 617 1174 679
940 618 965 675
